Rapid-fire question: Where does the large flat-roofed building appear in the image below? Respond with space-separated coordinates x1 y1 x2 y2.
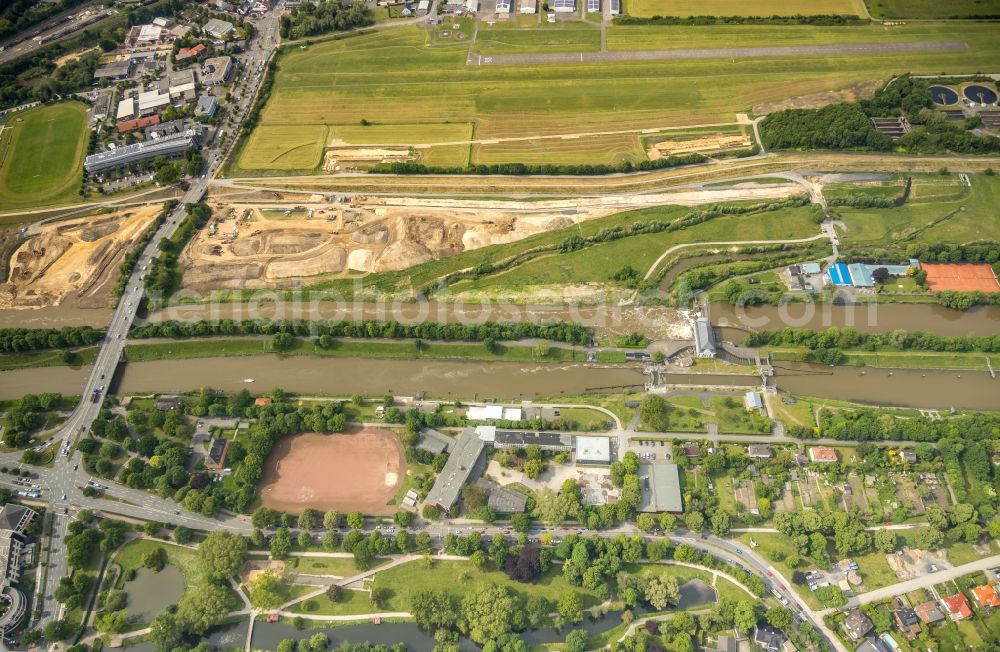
424 428 487 511
116 96 137 122
494 430 572 451
137 89 171 115
488 486 528 513
200 56 233 85
467 405 504 421
93 89 114 121
0 504 36 636
93 60 134 82
638 463 683 513
204 17 235 38
85 129 200 174
693 316 716 358
575 436 611 465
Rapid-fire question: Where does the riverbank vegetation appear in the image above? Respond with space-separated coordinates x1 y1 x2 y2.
0 326 104 353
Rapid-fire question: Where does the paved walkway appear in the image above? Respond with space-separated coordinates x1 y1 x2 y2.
470 40 965 67
847 553 1000 609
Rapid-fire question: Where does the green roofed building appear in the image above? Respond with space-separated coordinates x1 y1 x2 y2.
638 463 683 513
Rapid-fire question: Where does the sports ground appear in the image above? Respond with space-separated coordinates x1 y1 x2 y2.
0 102 88 210
258 428 405 514
236 22 1000 173
922 263 1000 293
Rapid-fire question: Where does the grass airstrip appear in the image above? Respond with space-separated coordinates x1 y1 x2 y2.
625 0 867 18
234 22 1000 173
0 102 88 210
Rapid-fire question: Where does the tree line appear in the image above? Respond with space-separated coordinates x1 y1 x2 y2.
369 153 706 177
745 326 1000 353
278 0 374 39
0 326 104 353
130 318 592 346
144 202 212 301
113 201 175 299
787 408 1000 443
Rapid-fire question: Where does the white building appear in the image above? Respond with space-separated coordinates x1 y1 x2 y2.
203 18 235 39
586 0 599 11
496 0 512 13
467 405 504 421
552 0 575 12
116 96 137 122
693 316 716 358
575 436 611 465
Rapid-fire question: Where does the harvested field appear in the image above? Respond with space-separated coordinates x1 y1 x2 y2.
922 263 1000 293
648 134 750 159
259 428 404 515
234 125 328 172
0 205 161 309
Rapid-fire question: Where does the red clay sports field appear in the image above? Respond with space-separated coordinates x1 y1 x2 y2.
922 263 1000 293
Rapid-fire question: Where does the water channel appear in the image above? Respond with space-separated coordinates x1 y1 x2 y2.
0 354 995 410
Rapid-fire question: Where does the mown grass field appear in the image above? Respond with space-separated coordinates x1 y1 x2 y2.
233 124 328 172
236 23 1000 171
0 102 88 210
624 0 865 17
475 21 602 54
865 0 1000 18
835 173 1000 248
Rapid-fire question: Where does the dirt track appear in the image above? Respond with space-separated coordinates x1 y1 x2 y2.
259 428 405 515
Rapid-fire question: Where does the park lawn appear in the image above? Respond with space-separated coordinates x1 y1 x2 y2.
837 173 1000 249
714 576 751 602
624 0 864 17
288 587 373 616
865 0 1000 18
0 102 88 210
0 347 98 371
709 396 771 435
534 393 639 426
556 407 616 430
233 124 328 172
838 350 992 371
241 24 1000 171
664 396 709 432
946 541 999 566
289 556 371 576
446 204 819 296
475 21 601 55
124 337 587 363
734 533 822 610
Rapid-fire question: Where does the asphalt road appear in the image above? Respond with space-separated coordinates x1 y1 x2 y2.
472 39 966 66
25 4 283 635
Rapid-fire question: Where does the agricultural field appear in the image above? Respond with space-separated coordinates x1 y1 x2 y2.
864 0 1000 18
0 102 88 210
238 23 1000 172
623 0 866 18
232 125 328 173
835 173 1000 249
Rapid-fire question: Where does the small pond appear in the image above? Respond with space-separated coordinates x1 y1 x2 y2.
122 565 183 626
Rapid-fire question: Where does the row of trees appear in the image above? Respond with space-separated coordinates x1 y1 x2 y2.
144 202 213 300
0 325 104 353
795 409 1000 443
369 153 707 177
130 317 592 346
745 325 1000 353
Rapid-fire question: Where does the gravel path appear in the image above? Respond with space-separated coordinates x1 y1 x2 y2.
470 39 966 66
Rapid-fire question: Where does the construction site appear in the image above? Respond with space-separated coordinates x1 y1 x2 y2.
179 184 801 292
0 205 161 310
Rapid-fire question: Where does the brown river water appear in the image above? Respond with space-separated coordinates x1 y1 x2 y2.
1 356 995 410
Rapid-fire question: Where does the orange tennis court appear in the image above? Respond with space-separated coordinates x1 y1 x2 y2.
922 263 1000 293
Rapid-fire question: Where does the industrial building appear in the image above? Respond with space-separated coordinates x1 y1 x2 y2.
827 260 919 288
93 60 134 82
203 18 235 39
574 436 611 465
0 504 36 636
424 428 488 511
693 316 716 358
84 129 200 174
200 56 234 85
493 430 572 451
638 463 683 513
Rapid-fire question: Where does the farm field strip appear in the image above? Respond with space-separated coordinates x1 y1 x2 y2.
624 0 866 17
239 23 1000 171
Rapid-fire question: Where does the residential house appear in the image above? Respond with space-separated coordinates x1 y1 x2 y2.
899 450 918 464
752 625 786 651
748 444 772 459
973 585 1000 610
842 610 874 641
941 593 972 621
254 397 272 406
914 601 945 624
683 443 701 458
892 603 920 639
205 438 230 470
808 447 838 463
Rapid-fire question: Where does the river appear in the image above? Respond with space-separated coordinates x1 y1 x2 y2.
0 355 995 410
